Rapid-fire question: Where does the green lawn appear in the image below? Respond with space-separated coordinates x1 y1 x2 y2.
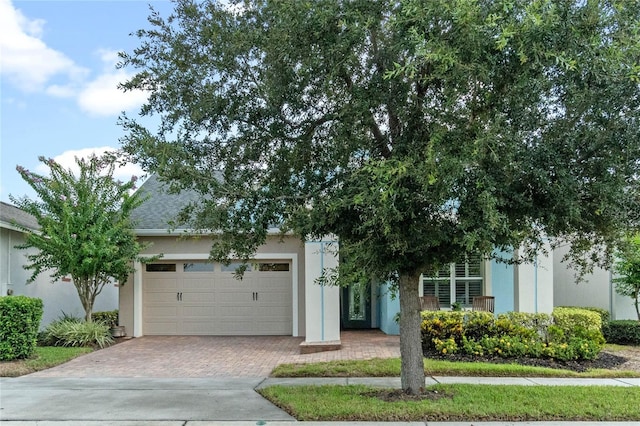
259 384 640 421
0 346 92 377
271 356 640 378
265 347 640 422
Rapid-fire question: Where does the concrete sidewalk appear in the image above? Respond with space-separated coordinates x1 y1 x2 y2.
1 376 639 425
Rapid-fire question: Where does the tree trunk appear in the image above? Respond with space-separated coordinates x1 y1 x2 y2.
398 271 424 394
74 277 94 322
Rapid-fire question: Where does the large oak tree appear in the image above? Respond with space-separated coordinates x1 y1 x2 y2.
120 0 640 393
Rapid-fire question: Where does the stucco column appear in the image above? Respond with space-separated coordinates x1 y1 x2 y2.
514 240 554 314
301 238 341 353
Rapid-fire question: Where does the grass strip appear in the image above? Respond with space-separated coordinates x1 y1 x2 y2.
259 384 640 422
271 357 640 378
0 346 92 377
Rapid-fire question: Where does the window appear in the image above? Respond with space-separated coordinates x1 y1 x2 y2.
221 262 253 272
146 263 176 272
258 262 290 272
422 255 484 308
183 262 214 272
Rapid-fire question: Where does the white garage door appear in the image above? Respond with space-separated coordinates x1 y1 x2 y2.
143 260 292 335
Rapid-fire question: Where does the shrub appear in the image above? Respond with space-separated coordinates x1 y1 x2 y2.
37 313 82 346
583 307 611 324
553 307 603 334
422 309 605 362
42 319 114 348
92 310 118 328
476 335 529 358
433 337 458 355
603 320 640 345
0 296 44 360
462 311 495 341
421 311 464 351
501 312 553 336
491 316 537 340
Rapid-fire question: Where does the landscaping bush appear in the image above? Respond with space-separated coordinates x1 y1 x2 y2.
38 313 82 346
92 310 118 328
556 306 611 324
421 311 464 351
603 320 640 345
462 311 494 342
552 307 603 333
500 312 553 336
421 309 604 362
0 296 43 360
42 319 114 348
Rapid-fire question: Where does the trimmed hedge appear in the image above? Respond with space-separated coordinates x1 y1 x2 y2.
421 308 605 362
603 320 640 345
556 306 611 324
0 296 44 361
552 307 603 334
92 310 118 328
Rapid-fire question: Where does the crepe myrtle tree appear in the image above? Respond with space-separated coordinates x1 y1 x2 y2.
119 0 640 393
614 233 640 321
11 155 151 322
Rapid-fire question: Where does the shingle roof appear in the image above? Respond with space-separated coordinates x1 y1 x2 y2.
130 174 202 231
0 201 40 231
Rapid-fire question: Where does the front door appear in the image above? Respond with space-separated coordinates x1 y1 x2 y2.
341 283 372 329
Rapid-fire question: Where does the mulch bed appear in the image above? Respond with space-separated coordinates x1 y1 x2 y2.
423 350 629 373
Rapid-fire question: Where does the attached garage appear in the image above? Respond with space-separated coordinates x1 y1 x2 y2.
142 260 293 335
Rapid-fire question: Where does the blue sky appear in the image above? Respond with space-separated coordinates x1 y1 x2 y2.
1 0 175 203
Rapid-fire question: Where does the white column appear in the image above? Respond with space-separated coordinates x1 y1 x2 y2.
514 241 554 314
304 239 340 343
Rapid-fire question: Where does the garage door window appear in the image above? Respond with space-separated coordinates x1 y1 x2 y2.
221 262 253 272
258 263 290 272
146 263 176 272
183 262 214 272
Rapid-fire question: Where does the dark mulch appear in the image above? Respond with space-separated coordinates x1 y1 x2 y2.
423 350 628 373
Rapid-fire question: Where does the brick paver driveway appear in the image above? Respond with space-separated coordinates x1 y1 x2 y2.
29 330 400 378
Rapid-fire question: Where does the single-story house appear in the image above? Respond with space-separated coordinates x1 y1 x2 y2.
120 175 564 351
0 201 118 328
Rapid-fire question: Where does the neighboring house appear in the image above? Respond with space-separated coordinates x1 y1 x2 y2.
119 175 557 350
0 201 118 328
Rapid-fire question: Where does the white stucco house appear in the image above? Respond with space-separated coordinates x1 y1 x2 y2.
0 202 119 328
118 175 570 351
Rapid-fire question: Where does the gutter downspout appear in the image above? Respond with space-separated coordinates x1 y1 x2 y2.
534 255 538 313
320 242 325 341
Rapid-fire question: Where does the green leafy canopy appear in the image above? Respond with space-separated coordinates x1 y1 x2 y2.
11 155 151 321
119 0 640 393
120 0 639 276
613 233 640 320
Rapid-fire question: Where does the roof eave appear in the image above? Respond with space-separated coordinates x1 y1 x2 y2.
134 227 286 237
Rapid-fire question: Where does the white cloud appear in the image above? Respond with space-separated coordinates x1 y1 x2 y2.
0 0 88 92
1 1 146 117
77 67 148 117
36 147 145 184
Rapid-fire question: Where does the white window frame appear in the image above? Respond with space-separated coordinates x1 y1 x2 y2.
421 257 485 309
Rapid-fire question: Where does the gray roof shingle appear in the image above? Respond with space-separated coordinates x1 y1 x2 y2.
131 174 201 231
0 201 40 231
